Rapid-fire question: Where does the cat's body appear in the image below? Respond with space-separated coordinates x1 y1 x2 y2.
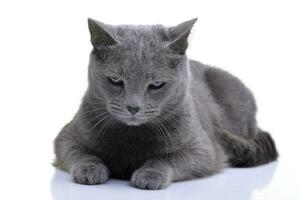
54 19 278 189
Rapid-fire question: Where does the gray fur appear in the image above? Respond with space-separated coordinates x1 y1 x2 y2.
54 18 278 190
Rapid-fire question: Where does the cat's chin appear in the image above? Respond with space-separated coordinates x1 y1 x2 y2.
124 119 143 126
126 121 142 126
122 117 147 126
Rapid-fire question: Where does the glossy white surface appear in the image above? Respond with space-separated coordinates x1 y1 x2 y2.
0 0 299 199
51 163 284 200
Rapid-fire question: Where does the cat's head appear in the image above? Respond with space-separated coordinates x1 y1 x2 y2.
87 18 197 126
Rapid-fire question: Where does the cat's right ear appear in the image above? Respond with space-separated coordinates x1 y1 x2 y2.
166 18 197 55
88 18 118 48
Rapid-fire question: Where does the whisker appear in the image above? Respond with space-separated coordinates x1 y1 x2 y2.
89 115 113 147
90 113 110 131
83 107 108 114
152 119 169 148
159 110 181 134
144 110 157 114
110 106 123 112
96 118 114 141
110 102 121 107
85 110 110 123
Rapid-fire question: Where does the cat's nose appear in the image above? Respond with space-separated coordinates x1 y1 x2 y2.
126 106 141 115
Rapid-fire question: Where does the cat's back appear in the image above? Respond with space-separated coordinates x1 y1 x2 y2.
188 59 257 138
187 60 221 133
188 59 209 78
188 59 212 98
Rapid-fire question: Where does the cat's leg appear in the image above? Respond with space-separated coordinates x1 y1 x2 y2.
204 67 278 166
217 129 278 167
131 159 173 190
131 145 225 190
54 122 109 185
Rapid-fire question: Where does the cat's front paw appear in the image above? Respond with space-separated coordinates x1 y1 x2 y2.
71 162 109 185
131 169 171 190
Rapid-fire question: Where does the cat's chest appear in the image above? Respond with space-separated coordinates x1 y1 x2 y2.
98 134 159 158
90 126 165 179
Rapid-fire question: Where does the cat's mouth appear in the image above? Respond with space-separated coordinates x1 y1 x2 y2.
125 117 143 126
111 111 155 126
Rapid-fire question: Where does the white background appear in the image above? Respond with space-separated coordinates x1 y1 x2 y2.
0 0 299 199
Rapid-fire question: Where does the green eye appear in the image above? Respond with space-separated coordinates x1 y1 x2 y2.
108 76 124 87
148 81 166 90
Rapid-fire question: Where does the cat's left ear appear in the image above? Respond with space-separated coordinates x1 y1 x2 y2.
88 18 119 48
166 18 198 55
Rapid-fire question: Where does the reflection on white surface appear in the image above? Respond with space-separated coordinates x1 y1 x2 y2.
51 162 278 200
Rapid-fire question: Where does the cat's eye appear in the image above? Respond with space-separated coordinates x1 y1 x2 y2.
108 76 124 87
148 81 166 90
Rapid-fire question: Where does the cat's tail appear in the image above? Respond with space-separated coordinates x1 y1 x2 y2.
217 129 278 167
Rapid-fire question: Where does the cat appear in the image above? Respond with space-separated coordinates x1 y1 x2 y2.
54 18 278 190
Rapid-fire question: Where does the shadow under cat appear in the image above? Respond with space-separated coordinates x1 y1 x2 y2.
51 161 278 200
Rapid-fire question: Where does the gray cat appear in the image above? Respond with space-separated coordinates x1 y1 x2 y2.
54 18 278 190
